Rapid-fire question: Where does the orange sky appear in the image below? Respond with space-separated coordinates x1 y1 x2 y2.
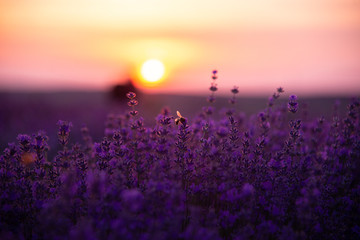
0 0 359 96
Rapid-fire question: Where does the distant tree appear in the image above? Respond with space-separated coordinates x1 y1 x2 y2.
110 80 138 101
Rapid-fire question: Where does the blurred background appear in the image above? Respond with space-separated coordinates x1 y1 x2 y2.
0 0 359 149
1 0 360 95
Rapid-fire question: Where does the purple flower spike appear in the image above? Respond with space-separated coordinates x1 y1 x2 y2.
57 120 72 146
288 95 298 113
231 86 239 94
127 99 138 107
126 91 136 99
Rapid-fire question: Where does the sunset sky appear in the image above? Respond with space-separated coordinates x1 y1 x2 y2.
0 0 359 96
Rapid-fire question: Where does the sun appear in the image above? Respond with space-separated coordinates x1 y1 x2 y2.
141 59 165 83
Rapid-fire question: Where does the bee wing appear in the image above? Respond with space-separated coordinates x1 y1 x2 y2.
176 111 182 118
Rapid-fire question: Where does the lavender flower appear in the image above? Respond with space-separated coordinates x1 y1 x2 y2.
229 86 239 105
127 91 139 117
288 95 298 113
126 92 136 99
208 70 218 103
17 134 32 153
57 120 72 146
0 72 359 240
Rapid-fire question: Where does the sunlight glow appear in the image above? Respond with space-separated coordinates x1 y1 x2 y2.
141 59 165 83
0 0 359 94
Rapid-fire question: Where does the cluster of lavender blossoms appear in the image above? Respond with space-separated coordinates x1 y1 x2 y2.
1 71 360 240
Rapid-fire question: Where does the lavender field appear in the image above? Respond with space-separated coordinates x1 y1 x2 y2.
0 81 359 239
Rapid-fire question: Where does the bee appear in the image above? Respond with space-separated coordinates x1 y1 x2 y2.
175 111 186 125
